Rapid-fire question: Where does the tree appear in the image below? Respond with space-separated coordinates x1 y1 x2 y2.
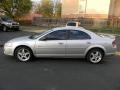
36 0 54 18
0 0 32 18
54 2 62 18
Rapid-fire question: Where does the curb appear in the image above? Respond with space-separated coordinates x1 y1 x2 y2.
22 30 46 33
115 52 120 56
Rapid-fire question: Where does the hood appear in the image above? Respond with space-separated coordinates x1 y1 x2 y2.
8 36 32 43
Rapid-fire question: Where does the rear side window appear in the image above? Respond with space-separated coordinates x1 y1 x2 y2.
69 30 91 40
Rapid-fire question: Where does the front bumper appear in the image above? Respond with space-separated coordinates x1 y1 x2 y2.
4 46 14 56
7 25 19 30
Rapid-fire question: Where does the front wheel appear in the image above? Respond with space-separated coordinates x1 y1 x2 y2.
86 49 104 64
3 26 7 32
15 47 33 62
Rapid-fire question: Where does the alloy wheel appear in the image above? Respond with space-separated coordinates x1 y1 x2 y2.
17 48 31 62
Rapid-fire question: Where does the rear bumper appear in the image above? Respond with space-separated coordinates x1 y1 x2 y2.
105 48 117 56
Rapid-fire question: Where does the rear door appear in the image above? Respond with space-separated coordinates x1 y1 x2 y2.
66 30 91 56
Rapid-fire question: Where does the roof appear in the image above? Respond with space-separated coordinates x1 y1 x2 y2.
51 26 99 39
53 26 86 31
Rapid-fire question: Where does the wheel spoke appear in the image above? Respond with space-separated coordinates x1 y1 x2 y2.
22 49 25 54
91 53 95 57
95 52 99 56
90 53 95 60
25 52 30 56
91 57 95 61
98 55 102 59
89 51 102 63
18 52 22 56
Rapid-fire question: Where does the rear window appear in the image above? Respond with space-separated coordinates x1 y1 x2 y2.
67 22 76 26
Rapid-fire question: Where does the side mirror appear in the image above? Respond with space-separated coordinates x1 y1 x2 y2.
39 37 47 41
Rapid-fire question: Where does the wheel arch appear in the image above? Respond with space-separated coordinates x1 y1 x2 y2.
85 47 106 57
14 45 34 56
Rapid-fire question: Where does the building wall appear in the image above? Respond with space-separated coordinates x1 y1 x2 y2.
61 0 79 16
62 0 110 18
109 0 120 18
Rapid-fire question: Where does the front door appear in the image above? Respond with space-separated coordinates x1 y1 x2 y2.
35 30 67 57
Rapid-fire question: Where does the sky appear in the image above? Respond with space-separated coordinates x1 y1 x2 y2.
86 0 110 14
31 0 41 2
32 0 110 14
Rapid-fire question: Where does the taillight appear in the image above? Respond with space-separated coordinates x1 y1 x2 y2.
112 40 116 48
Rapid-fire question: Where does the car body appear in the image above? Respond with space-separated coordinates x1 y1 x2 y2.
66 21 81 27
0 17 20 31
4 27 117 63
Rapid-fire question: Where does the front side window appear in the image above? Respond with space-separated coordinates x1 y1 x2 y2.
43 30 67 40
69 30 91 40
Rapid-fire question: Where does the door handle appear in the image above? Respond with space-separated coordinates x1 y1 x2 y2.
87 42 91 44
58 42 64 45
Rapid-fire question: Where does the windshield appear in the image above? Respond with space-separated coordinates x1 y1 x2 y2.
29 31 47 39
1 17 13 21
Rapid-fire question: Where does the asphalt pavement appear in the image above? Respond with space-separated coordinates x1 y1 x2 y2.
0 48 120 90
0 31 120 90
0 31 35 45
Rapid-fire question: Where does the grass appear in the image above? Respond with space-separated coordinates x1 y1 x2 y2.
89 27 120 35
21 25 120 35
21 26 48 31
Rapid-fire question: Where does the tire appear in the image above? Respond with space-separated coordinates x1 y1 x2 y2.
14 46 33 62
3 26 7 32
14 27 19 31
86 49 104 64
17 27 20 31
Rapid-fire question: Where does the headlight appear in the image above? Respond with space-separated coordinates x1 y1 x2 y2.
6 23 12 26
5 43 12 47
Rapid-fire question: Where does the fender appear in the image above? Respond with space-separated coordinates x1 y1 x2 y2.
84 45 106 56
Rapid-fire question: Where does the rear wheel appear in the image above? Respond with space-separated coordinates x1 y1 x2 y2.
86 49 104 64
15 47 33 62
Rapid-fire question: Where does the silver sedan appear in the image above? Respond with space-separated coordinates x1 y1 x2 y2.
4 27 117 63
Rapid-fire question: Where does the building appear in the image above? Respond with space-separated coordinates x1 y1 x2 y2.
62 0 120 19
61 0 80 17
109 0 120 18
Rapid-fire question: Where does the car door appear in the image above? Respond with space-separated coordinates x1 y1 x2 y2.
66 30 91 56
35 30 67 57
